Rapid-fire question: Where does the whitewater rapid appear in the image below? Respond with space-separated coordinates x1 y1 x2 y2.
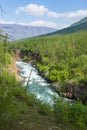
16 61 59 106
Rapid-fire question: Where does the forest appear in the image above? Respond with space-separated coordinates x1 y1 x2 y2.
10 31 87 101
0 30 87 130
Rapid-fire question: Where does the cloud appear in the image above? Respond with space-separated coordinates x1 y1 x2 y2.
0 19 6 24
16 3 87 20
0 19 15 24
61 10 87 19
47 10 87 20
0 19 58 28
29 20 58 28
47 11 58 18
16 3 48 16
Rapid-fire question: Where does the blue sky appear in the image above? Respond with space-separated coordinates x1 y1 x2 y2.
0 0 87 29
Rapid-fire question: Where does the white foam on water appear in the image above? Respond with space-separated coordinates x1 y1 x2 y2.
47 89 55 95
16 61 59 105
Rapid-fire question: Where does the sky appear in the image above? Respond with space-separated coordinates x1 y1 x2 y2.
0 0 87 29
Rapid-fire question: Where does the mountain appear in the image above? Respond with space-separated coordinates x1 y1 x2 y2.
71 17 87 27
47 17 87 35
0 24 56 41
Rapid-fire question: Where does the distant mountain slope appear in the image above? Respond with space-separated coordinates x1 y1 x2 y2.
71 17 87 27
47 17 87 35
0 24 56 41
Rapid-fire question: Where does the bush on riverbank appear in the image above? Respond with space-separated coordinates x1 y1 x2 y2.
54 98 87 129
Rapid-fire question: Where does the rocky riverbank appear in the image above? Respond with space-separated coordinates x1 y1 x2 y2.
7 56 23 82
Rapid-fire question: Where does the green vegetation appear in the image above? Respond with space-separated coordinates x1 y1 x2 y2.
0 27 87 129
10 31 87 100
54 98 87 129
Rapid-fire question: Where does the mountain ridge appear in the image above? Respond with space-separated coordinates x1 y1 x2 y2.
46 17 87 35
0 24 57 41
71 17 87 27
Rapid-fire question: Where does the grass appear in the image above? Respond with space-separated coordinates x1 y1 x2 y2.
2 95 86 130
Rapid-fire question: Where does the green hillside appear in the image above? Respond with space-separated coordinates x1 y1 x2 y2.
71 17 87 27
47 17 87 35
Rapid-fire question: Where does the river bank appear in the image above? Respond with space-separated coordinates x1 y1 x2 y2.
8 53 87 104
7 56 24 82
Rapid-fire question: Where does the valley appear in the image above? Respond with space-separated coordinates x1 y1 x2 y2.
0 16 87 130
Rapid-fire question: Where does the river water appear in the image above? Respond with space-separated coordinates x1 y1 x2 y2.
16 61 66 106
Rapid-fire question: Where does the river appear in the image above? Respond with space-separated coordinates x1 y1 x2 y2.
16 61 69 106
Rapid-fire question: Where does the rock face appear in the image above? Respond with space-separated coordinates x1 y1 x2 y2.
62 81 87 104
74 85 87 104
20 50 41 62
